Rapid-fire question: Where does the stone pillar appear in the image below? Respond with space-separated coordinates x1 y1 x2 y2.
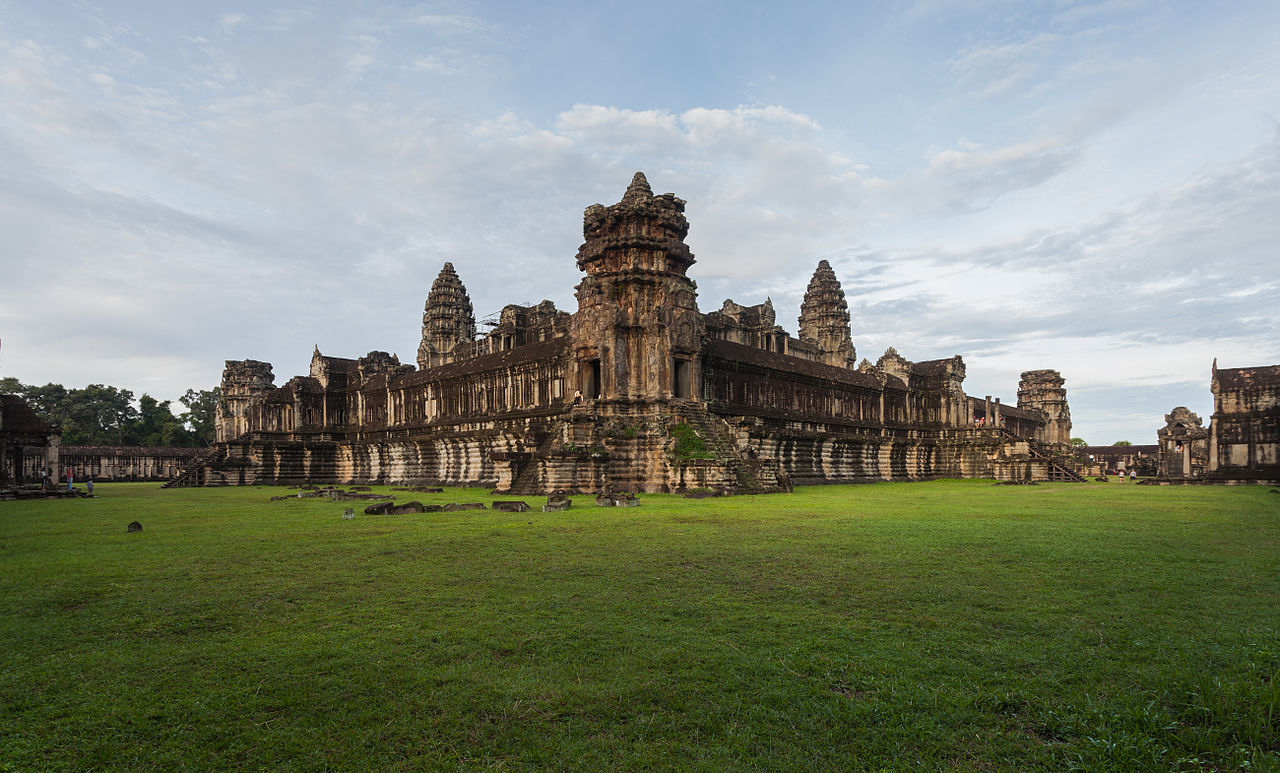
45 436 59 483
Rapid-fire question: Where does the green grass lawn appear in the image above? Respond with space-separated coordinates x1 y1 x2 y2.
1 481 1277 771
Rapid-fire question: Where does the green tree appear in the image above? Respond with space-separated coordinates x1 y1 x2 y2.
180 387 220 446
1 377 215 447
1070 437 1088 447
69 384 138 444
1113 440 1133 446
125 394 190 447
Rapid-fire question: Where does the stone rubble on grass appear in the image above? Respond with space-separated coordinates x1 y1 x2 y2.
543 490 571 512
492 501 530 512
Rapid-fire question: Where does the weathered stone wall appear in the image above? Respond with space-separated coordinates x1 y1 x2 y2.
1208 362 1280 484
1076 445 1158 477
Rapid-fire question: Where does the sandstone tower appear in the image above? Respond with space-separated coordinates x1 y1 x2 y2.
1017 369 1072 445
798 259 857 369
215 360 274 442
571 172 704 401
417 262 477 369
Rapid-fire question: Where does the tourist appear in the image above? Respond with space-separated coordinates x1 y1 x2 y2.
87 478 94 496
1129 469 1137 483
65 466 73 492
573 389 582 406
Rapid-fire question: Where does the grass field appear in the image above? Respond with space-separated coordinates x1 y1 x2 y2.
1 480 1277 771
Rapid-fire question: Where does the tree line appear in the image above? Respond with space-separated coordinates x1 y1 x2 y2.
0 378 218 447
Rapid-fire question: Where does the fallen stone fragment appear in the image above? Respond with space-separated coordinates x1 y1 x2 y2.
386 501 425 514
126 521 143 532
492 501 530 512
543 490 572 512
443 502 487 511
363 501 396 515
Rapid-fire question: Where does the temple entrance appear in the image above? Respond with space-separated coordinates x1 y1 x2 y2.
582 359 601 399
673 358 691 398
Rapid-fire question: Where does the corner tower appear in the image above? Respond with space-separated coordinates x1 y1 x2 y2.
798 259 856 369
417 262 476 369
571 172 704 400
1017 369 1072 445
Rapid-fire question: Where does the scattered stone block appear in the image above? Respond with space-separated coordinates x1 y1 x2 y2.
492 500 530 512
385 501 425 514
363 501 396 515
126 521 143 532
595 492 639 507
349 486 371 492
341 508 355 520
443 502 487 511
543 489 572 512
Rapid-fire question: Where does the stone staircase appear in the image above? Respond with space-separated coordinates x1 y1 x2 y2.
675 406 785 494
161 445 225 488
998 428 1086 482
505 429 559 495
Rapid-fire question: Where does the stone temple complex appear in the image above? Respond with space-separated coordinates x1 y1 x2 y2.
180 173 1082 492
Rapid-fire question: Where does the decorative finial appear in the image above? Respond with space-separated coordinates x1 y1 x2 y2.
622 171 652 203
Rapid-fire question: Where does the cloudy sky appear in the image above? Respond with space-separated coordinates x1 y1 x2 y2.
2 0 1277 445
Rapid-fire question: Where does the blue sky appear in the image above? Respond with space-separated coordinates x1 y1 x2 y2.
2 0 1278 444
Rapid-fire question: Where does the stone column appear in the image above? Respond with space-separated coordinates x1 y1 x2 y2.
45 436 60 483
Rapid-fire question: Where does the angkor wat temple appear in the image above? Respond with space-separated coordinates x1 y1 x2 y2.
183 173 1080 492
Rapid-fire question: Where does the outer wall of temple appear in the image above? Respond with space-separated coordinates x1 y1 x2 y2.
22 445 202 482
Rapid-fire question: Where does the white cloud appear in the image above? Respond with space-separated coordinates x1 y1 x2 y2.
219 13 247 32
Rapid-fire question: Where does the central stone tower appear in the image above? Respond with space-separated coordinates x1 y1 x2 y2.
571 172 704 401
